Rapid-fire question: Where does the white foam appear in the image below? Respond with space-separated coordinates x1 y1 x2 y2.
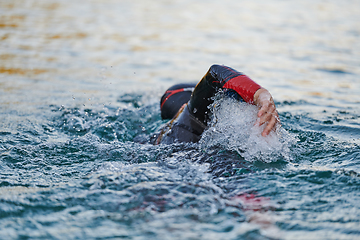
199 97 295 162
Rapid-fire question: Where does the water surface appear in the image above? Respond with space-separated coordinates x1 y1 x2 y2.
0 0 359 239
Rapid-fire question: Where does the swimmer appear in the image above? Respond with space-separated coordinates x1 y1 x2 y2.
153 64 279 144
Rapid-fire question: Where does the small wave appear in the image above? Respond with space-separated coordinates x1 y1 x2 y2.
316 67 352 75
51 92 163 143
200 96 296 163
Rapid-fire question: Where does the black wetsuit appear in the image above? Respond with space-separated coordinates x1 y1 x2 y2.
155 64 261 144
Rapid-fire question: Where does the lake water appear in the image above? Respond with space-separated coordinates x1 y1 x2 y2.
1 0 359 239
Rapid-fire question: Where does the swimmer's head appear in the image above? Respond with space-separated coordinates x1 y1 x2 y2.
160 83 196 119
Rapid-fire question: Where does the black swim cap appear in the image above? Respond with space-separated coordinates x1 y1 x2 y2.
160 83 196 120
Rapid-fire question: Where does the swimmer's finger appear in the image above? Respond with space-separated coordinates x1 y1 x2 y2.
262 115 278 136
258 104 276 126
274 111 280 124
257 102 270 118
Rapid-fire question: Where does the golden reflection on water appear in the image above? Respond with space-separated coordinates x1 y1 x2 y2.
0 67 48 75
47 33 88 40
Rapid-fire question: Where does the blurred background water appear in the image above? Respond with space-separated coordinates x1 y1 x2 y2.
0 0 359 239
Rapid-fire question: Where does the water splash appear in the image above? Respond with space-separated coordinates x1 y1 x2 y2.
200 95 296 163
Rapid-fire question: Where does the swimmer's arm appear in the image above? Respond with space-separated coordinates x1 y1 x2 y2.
253 88 280 137
206 65 280 136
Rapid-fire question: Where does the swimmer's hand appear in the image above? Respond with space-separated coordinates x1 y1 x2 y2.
253 88 280 137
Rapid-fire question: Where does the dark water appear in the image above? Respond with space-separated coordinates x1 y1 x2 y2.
1 0 360 239
1 92 359 239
